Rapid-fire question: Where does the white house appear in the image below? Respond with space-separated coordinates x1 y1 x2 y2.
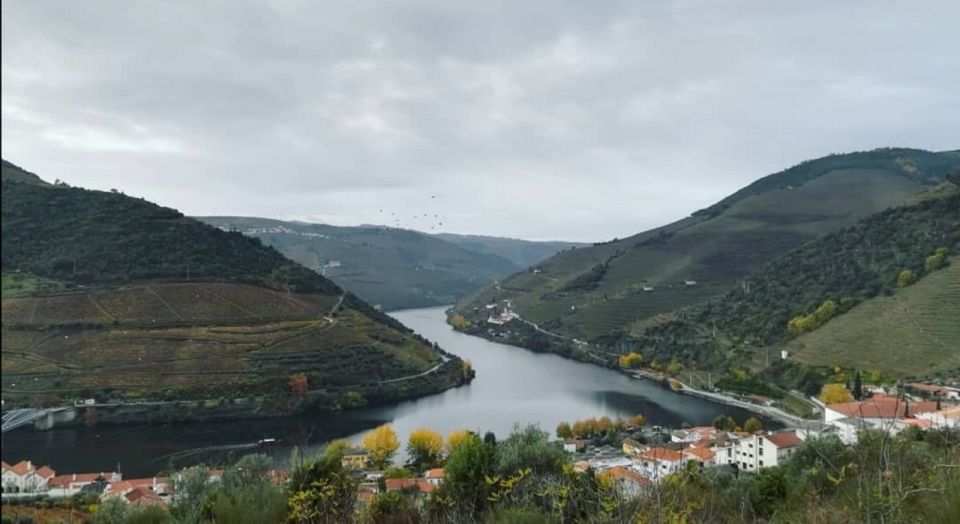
915 405 960 429
1 461 57 494
602 466 651 497
824 396 939 436
734 432 802 471
48 471 122 497
424 468 445 487
671 426 717 444
637 447 685 482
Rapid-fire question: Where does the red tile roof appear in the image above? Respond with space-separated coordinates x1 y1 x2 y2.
384 478 418 491
683 446 715 461
417 479 436 493
48 472 116 487
125 487 166 506
640 447 684 462
0 461 10 471
9 461 34 476
602 466 650 485
35 466 56 479
827 396 939 419
425 468 445 479
765 432 802 449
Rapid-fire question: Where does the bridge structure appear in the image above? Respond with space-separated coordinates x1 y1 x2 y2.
1 407 72 433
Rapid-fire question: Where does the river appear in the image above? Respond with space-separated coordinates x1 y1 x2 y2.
1 306 765 476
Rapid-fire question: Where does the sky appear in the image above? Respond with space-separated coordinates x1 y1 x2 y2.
2 1 958 242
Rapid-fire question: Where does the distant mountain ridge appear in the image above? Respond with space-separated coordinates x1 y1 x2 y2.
198 216 580 310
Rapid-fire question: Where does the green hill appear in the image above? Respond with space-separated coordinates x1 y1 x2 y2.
624 184 959 376
1 164 470 416
198 217 576 310
1 159 49 186
451 148 960 354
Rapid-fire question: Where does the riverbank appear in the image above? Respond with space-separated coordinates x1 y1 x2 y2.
450 314 815 427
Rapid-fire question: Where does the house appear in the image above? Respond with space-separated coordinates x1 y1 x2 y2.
424 468 445 486
684 280 697 286
642 286 654 292
908 383 959 400
671 426 717 444
682 446 716 466
1 461 57 494
563 439 587 453
916 405 960 429
637 447 685 481
734 432 802 471
124 486 167 506
621 438 646 457
824 396 939 433
48 471 122 497
710 436 738 467
600 466 651 498
102 477 171 503
384 478 418 492
341 449 370 471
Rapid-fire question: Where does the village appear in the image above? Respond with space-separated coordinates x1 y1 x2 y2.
3 381 958 514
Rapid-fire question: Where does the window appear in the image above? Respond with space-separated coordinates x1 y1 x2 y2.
759 460 764 467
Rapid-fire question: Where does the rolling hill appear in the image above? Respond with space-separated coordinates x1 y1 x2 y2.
197 216 578 310
451 148 960 367
1 162 471 418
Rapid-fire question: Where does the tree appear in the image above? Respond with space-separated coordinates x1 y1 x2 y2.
853 371 863 401
434 435 496 518
925 247 948 272
820 383 854 405
406 427 443 471
897 269 917 288
618 352 643 369
713 414 736 431
556 421 572 439
483 431 497 446
743 417 763 433
289 373 309 397
446 429 474 454
288 449 358 523
362 425 400 469
628 413 646 428
495 424 568 475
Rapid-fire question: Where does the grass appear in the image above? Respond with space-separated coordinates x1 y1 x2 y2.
1 272 65 298
786 263 960 377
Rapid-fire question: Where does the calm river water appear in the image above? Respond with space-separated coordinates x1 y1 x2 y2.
1 306 763 476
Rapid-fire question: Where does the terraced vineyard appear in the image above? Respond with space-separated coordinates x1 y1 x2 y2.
1 162 470 414
786 263 960 376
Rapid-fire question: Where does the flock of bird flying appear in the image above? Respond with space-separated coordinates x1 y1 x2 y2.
376 194 445 233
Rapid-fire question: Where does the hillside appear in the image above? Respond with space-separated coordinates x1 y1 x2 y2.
198 217 575 310
451 148 960 354
623 184 960 375
1 159 49 186
1 165 471 416
432 233 583 268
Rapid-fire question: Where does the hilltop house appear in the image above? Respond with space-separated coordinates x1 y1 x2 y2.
102 477 171 506
621 438 646 457
671 426 717 444
1 461 57 494
682 446 716 467
563 439 587 453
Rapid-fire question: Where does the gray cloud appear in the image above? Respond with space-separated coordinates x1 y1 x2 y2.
3 0 958 241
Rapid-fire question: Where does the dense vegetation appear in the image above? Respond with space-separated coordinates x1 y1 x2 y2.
2 182 340 295
9 424 957 523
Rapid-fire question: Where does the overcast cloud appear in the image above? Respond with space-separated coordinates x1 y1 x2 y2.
3 0 958 241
